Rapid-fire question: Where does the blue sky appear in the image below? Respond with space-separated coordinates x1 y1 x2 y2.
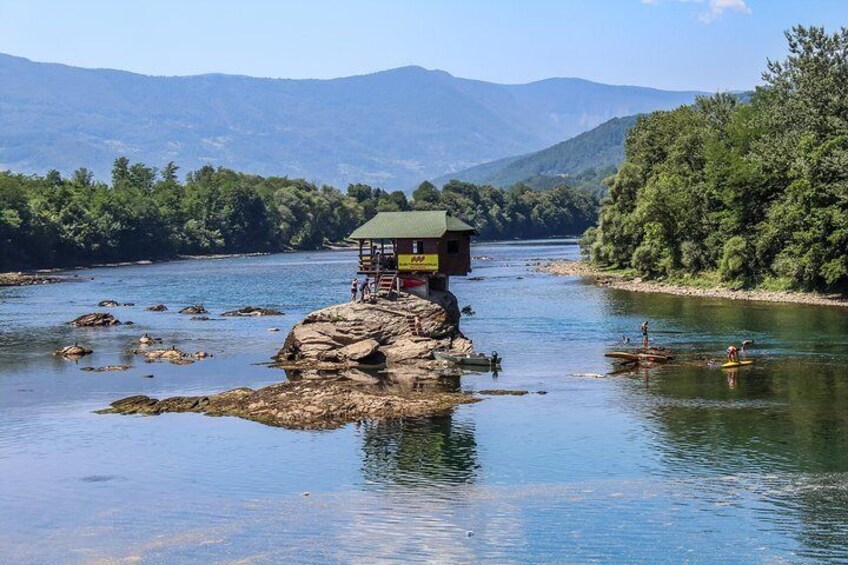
1 0 846 91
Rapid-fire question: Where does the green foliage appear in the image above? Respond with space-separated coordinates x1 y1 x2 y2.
583 26 848 293
718 236 749 284
0 159 597 271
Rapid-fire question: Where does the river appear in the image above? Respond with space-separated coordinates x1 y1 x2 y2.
2 240 848 563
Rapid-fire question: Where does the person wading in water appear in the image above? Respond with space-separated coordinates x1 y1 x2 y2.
641 320 649 349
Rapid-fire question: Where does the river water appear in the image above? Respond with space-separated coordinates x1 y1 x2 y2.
2 240 848 563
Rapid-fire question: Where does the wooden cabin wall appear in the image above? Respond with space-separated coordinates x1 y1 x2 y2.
395 238 440 254
393 233 471 276
437 232 471 275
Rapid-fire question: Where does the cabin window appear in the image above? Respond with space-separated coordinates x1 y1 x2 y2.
446 239 460 255
413 240 424 254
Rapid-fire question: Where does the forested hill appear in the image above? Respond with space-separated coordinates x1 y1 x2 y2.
583 26 848 294
0 53 703 189
0 161 597 271
434 115 637 189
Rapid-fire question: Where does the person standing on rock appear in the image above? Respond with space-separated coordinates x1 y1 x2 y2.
360 276 371 302
350 277 359 302
641 320 649 349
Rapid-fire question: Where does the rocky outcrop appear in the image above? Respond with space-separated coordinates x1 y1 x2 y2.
145 304 168 312
138 346 211 365
179 304 207 315
0 272 65 287
98 378 479 430
221 306 283 317
54 344 93 358
69 313 121 327
275 290 473 371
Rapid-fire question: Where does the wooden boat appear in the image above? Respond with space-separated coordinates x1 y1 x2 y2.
605 350 673 363
605 352 639 362
721 360 754 369
434 351 501 368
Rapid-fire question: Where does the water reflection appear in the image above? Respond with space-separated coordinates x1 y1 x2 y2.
625 359 848 559
359 414 479 488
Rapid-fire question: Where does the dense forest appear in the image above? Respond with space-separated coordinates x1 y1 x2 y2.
582 26 848 293
0 160 596 271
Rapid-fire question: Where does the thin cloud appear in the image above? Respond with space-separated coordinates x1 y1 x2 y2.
641 0 752 23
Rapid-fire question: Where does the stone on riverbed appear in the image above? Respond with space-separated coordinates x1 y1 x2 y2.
98 379 479 430
221 306 283 317
69 313 121 327
137 346 211 365
179 304 207 315
98 299 120 307
54 344 93 358
81 365 132 372
138 333 161 346
145 304 168 312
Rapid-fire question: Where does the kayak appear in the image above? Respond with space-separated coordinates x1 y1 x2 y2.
721 360 754 369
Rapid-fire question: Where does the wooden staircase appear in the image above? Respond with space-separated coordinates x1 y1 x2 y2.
377 271 398 297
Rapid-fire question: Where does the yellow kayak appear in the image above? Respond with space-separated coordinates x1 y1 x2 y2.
721 360 754 369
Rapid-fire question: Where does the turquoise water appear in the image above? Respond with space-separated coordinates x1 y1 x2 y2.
2 240 848 563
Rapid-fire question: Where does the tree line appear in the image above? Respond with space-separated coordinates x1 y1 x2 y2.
0 158 596 271
582 26 848 293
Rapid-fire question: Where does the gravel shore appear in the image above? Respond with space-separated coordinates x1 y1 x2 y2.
538 260 848 308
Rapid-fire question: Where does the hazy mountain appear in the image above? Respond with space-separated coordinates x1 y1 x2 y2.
434 115 638 188
0 53 702 188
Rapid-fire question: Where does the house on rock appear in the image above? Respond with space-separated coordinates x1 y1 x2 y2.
349 210 477 296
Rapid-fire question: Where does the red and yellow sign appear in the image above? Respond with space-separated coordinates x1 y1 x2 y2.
398 254 439 272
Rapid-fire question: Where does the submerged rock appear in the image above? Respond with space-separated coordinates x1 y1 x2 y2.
99 379 479 430
138 333 161 346
275 290 472 372
69 312 121 327
145 304 168 312
143 347 185 362
54 344 93 358
478 389 529 396
221 306 283 317
98 299 120 307
179 304 207 315
81 365 132 372
137 346 210 365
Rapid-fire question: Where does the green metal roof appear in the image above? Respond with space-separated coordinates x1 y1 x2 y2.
349 211 476 240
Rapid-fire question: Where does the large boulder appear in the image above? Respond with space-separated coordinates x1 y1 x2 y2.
221 306 283 317
275 290 471 369
54 344 93 358
69 312 121 327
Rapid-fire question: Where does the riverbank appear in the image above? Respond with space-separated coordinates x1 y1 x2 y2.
538 260 848 308
0 272 71 287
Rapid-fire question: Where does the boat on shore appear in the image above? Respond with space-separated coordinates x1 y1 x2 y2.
605 349 674 364
435 350 501 369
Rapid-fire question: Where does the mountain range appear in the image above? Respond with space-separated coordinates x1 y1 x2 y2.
433 115 638 189
0 53 704 189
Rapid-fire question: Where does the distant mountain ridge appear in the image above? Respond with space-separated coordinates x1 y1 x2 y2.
0 53 704 188
434 115 638 188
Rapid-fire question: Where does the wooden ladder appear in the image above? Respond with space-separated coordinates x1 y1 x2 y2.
377 271 398 297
